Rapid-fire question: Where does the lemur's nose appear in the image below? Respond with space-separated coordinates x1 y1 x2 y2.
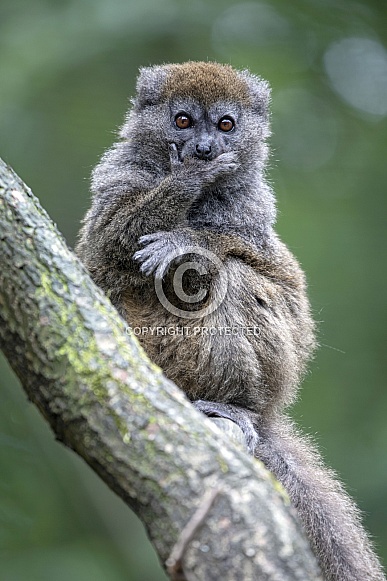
195 143 212 159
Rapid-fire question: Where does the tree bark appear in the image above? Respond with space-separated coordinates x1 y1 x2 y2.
0 158 323 581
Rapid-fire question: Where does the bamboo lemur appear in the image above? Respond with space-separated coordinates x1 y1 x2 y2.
76 62 385 580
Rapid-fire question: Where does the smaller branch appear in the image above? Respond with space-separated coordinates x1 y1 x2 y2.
166 487 220 581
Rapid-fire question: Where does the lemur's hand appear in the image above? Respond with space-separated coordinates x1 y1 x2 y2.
169 143 239 191
133 230 184 279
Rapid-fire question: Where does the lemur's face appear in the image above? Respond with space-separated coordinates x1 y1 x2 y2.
167 99 242 162
124 62 271 167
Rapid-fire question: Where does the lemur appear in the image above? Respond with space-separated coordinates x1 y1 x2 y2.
76 61 385 581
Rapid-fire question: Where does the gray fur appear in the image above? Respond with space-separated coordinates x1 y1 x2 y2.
133 65 168 111
76 62 385 581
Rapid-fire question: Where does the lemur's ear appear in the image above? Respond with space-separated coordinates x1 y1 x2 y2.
132 65 168 110
238 70 271 118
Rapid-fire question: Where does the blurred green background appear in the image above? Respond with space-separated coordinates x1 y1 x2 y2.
1 0 386 579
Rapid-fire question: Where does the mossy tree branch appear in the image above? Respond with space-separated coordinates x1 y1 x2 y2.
0 158 323 581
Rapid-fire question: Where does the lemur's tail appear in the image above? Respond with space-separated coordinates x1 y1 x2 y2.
255 417 385 581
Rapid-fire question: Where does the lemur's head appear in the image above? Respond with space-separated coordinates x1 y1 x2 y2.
123 61 271 166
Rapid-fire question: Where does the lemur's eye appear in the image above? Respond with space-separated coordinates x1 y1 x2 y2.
218 116 235 132
175 113 192 129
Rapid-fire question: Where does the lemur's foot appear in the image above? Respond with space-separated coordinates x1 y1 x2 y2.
193 400 259 455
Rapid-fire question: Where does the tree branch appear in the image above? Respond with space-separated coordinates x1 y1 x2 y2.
0 158 323 581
